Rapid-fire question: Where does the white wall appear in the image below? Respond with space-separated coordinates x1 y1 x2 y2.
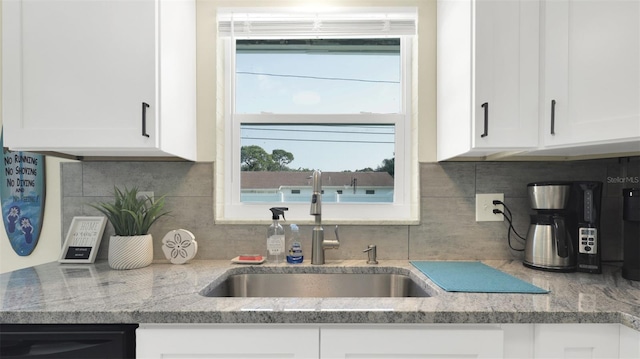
0 3 71 273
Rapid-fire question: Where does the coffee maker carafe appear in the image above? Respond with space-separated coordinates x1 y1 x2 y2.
524 182 576 271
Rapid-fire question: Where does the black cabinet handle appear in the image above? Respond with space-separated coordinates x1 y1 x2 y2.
550 99 556 135
142 102 150 138
481 102 488 138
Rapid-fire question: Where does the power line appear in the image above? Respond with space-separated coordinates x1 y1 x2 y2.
236 71 400 84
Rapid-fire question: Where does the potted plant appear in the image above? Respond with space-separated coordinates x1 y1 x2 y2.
90 187 169 270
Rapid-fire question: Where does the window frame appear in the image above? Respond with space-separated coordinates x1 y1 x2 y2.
215 9 419 224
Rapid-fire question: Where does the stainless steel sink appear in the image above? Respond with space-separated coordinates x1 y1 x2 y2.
201 272 431 298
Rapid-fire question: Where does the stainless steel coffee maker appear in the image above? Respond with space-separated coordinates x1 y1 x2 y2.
524 182 576 271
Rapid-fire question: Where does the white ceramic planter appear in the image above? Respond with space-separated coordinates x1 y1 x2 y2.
108 234 153 270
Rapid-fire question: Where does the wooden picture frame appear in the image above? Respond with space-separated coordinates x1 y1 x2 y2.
58 216 107 263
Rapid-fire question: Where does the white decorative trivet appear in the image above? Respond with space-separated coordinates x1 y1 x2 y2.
161 229 197 264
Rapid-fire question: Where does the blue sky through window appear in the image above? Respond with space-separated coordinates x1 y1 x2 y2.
236 39 400 172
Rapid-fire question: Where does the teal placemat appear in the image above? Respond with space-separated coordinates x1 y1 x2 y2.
411 261 549 294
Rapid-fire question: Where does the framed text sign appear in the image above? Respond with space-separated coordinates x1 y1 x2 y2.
58 216 107 263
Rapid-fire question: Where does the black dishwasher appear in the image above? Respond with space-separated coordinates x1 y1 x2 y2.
0 324 137 358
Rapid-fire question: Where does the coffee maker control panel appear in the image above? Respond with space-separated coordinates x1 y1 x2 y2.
579 227 598 254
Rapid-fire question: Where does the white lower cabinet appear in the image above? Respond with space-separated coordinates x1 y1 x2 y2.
137 323 639 359
136 324 319 358
620 324 640 359
320 324 504 359
502 324 535 358
534 324 620 359
137 324 503 358
502 323 638 359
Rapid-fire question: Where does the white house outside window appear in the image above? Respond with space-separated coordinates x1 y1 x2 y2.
216 8 419 223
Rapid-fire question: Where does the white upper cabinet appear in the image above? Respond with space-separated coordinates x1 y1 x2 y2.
437 0 540 161
438 0 640 160
2 0 197 160
535 0 640 155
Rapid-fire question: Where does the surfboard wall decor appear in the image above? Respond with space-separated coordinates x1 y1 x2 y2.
0 130 46 256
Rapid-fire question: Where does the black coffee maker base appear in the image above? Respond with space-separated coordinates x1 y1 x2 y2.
577 263 602 274
523 261 576 272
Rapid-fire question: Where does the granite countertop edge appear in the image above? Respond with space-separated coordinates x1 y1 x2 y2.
0 259 638 331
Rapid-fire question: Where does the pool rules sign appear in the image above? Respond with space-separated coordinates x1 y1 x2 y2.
0 130 45 256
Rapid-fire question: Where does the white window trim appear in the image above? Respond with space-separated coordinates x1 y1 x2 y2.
215 9 419 225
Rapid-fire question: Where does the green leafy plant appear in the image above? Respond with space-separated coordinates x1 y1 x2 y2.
89 187 169 236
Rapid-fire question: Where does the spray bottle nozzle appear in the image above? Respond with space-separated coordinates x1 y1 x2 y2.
269 207 289 220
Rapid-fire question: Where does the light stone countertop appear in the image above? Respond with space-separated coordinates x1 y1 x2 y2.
1 259 639 331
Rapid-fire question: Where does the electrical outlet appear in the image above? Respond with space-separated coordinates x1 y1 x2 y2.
138 191 154 202
475 193 504 222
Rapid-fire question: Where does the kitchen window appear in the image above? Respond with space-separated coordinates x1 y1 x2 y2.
216 8 419 223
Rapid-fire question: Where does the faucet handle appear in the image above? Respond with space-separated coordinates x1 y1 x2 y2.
322 225 340 250
363 244 378 264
